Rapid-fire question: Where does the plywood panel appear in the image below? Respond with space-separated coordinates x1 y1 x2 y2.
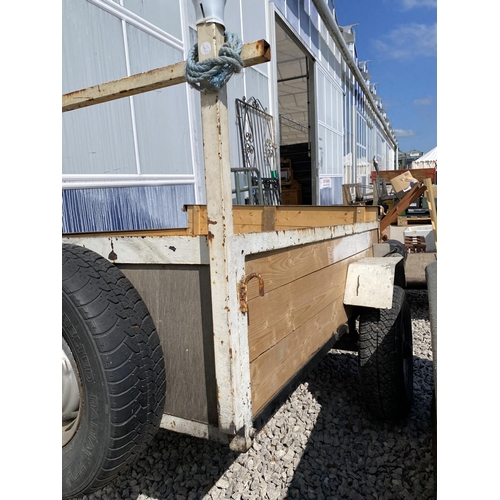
247 247 372 362
118 264 218 425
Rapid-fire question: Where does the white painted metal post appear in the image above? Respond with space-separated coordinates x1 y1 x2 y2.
195 8 254 448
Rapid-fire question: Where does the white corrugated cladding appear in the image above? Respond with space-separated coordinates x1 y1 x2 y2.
271 0 398 204
62 0 272 232
62 0 398 232
62 0 271 201
62 0 194 181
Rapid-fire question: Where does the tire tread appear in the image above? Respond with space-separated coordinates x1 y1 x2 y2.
62 244 166 497
358 286 413 420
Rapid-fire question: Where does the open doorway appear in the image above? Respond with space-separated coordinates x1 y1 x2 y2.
275 19 314 205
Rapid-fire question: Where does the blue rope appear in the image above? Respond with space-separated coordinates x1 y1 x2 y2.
185 32 243 92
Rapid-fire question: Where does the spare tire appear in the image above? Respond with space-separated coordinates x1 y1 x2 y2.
358 286 413 420
62 244 166 498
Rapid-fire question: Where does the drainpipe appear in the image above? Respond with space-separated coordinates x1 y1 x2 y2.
351 76 356 184
311 0 397 151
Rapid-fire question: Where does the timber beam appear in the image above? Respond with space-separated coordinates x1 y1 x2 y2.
62 39 271 112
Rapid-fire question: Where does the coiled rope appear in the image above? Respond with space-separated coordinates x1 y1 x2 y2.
185 31 243 92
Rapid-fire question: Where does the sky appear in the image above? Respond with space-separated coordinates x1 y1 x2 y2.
333 0 437 155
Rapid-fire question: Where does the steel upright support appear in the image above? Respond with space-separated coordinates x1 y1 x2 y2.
196 17 254 449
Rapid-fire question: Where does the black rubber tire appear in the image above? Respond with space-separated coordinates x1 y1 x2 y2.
383 239 407 288
62 244 166 499
431 389 437 481
358 286 413 420
385 239 407 261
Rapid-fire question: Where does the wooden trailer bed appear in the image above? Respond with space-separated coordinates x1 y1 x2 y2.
63 204 379 445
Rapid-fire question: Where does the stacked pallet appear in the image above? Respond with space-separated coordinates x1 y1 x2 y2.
405 235 426 253
397 215 432 226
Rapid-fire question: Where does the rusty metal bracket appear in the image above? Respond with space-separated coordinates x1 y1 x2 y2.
239 272 265 313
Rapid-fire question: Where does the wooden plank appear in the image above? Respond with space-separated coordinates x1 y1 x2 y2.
370 168 436 183
232 207 270 234
62 205 378 237
250 295 347 415
62 39 271 112
262 206 277 231
187 205 208 236
273 206 378 229
397 215 432 226
379 183 427 232
342 183 362 205
247 248 372 362
232 205 377 233
245 229 377 300
424 179 438 251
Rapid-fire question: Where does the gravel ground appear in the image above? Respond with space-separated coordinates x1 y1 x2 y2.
73 289 435 500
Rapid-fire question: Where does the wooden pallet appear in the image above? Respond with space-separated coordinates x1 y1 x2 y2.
405 235 426 253
397 215 432 226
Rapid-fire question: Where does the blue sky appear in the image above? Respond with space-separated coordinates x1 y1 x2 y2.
333 0 437 155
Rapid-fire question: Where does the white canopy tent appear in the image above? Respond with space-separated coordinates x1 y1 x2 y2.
412 146 437 169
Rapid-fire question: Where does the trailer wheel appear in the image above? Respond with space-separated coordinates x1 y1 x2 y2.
384 240 407 288
384 239 407 261
358 286 413 420
62 244 166 499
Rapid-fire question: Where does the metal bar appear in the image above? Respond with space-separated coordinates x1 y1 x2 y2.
60 235 209 265
197 22 253 444
277 74 308 83
62 173 196 190
235 97 278 205
62 40 271 112
231 167 263 204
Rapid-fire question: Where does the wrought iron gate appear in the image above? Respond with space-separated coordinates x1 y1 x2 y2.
234 97 280 205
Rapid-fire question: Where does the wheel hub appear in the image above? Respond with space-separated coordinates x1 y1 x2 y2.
62 338 82 447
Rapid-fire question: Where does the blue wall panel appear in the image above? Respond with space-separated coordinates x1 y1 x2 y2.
62 185 195 234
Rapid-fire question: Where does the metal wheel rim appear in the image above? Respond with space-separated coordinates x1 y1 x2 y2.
62 337 83 447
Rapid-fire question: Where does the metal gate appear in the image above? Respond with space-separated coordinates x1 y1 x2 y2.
234 97 280 205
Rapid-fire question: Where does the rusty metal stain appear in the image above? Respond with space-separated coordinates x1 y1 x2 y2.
108 240 117 262
207 218 218 225
208 231 215 243
239 272 265 313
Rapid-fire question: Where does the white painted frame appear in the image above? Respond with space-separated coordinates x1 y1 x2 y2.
62 173 195 190
63 220 378 449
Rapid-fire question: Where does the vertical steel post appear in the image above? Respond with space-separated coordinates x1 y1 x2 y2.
195 12 253 449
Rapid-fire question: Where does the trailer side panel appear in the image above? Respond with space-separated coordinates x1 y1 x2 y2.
118 264 218 426
246 229 378 415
